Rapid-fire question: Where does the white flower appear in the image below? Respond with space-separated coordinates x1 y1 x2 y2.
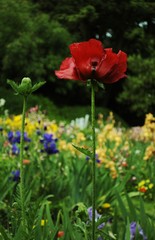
70 114 89 130
0 98 6 107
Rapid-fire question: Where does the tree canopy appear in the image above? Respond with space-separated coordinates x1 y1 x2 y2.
0 0 155 124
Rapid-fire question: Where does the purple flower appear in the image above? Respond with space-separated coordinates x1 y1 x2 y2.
86 154 101 163
12 144 20 155
130 222 147 240
43 133 53 141
8 131 14 142
40 133 59 155
130 222 136 239
8 131 31 144
87 207 105 229
44 142 59 154
88 206 101 221
11 170 20 182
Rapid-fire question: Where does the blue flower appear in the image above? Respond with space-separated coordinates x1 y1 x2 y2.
44 133 53 141
12 144 20 155
44 142 59 154
8 131 31 144
11 170 20 182
87 207 105 229
8 131 14 143
130 222 147 240
86 154 101 163
40 133 59 155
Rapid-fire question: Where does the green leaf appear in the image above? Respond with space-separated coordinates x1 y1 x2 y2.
124 218 131 240
0 225 12 240
115 192 128 219
14 224 28 240
31 81 46 93
7 79 19 94
108 231 117 239
96 81 105 90
72 144 93 158
125 192 137 220
139 197 147 227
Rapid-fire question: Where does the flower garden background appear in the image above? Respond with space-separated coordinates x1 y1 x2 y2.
0 98 155 239
0 0 155 239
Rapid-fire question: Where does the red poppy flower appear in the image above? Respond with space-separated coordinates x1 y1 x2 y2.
57 231 64 238
23 159 30 165
55 39 127 83
139 187 147 193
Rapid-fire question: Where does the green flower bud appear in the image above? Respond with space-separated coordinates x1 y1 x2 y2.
7 77 46 96
18 77 32 95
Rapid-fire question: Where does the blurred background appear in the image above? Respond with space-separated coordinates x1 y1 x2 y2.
0 0 154 126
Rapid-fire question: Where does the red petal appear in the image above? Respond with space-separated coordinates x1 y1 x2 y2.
57 231 64 238
96 48 118 79
99 51 127 83
55 57 80 80
70 39 105 78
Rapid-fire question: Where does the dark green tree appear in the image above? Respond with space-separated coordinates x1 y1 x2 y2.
0 0 74 95
117 53 155 117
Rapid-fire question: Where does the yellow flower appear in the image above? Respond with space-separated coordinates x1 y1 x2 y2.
49 122 58 133
146 179 150 183
75 132 86 143
148 183 154 189
102 203 111 209
144 145 155 161
58 140 68 150
41 219 47 226
138 180 146 187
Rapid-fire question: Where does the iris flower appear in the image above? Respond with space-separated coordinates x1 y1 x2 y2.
40 133 59 155
12 144 20 155
130 222 147 240
87 207 105 229
8 131 31 144
55 38 127 83
11 170 20 182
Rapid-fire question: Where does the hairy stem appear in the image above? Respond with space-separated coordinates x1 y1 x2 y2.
19 95 27 228
91 80 96 240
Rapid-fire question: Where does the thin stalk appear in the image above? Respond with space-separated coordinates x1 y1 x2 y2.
91 80 96 240
19 95 27 228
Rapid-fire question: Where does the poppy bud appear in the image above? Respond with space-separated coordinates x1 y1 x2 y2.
18 77 32 95
7 78 46 96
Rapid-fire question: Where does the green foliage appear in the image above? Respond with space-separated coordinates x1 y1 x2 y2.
117 54 155 117
0 86 127 125
0 106 155 239
0 0 74 96
72 145 93 159
0 87 58 117
115 192 155 239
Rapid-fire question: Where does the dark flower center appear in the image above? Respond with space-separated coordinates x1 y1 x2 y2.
91 59 99 74
91 60 98 69
92 60 98 67
91 60 99 76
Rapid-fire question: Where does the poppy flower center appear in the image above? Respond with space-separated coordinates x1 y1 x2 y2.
91 60 99 72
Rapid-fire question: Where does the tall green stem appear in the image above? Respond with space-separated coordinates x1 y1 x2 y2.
19 95 27 228
91 80 96 240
